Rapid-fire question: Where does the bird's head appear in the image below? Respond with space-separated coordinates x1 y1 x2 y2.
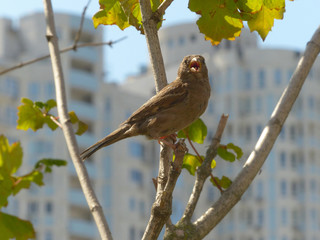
178 55 208 79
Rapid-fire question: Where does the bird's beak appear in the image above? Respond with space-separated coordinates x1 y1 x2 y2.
189 58 201 72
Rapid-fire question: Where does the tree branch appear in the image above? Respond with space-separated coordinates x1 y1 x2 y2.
181 114 228 224
193 25 320 239
72 0 92 50
0 38 126 76
42 0 112 239
153 0 174 22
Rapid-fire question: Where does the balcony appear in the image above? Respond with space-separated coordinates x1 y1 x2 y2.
69 100 96 119
68 219 97 238
68 188 87 206
70 47 98 63
69 69 98 91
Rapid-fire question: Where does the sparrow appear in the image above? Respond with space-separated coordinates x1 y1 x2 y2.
80 55 211 160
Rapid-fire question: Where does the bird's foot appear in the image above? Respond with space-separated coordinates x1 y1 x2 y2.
158 135 188 153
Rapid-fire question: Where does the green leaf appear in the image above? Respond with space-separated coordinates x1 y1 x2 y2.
75 121 89 136
17 98 45 131
181 153 202 176
68 111 88 135
189 0 243 45
34 159 67 173
210 175 232 189
44 116 58 131
0 212 35 240
0 168 13 208
177 118 207 144
0 135 23 175
44 99 57 112
226 143 243 160
217 146 235 162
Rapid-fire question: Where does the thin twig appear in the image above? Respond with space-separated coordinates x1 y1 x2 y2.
153 0 174 22
73 0 92 49
180 114 228 224
42 0 113 239
50 115 62 128
0 38 126 76
193 25 320 239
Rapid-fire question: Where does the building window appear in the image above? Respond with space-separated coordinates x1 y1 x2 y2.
128 141 145 159
178 36 185 46
139 200 145 217
239 97 251 116
45 82 55 99
190 34 197 42
45 202 53 214
256 95 263 113
129 197 135 211
244 70 252 89
281 208 287 226
256 124 263 137
28 82 40 100
280 180 287 196
280 152 286 168
3 77 19 99
129 226 135 240
130 169 143 186
5 107 17 126
274 69 282 85
257 209 264 226
258 69 266 88
308 96 315 110
45 231 53 240
167 38 174 48
291 181 298 197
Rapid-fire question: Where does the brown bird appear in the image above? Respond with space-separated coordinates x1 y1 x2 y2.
80 55 211 160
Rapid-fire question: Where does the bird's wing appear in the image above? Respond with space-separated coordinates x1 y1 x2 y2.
125 80 188 124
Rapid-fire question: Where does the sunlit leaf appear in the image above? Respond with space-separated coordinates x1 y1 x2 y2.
177 118 207 144
181 153 202 176
211 159 216 169
17 98 44 131
0 135 23 175
247 4 284 40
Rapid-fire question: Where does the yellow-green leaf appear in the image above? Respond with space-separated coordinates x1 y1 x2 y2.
237 0 263 13
0 212 35 240
211 159 216 169
247 4 284 40
0 135 23 175
17 98 45 131
181 153 203 176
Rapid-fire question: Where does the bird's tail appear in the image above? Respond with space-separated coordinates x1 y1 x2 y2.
80 125 130 160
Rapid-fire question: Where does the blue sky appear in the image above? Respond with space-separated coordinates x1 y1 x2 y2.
1 0 319 82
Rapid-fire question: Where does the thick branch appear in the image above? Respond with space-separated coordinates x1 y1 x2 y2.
144 141 186 240
193 25 320 239
0 39 126 76
43 1 112 239
140 0 174 239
